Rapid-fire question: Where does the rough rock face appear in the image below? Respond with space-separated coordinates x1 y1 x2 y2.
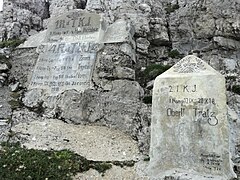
0 0 240 179
49 0 87 17
0 0 49 40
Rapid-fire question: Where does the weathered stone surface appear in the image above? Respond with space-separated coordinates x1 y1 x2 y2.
119 43 136 63
1 0 48 40
214 36 240 50
45 10 103 43
20 30 47 48
0 63 8 71
11 108 44 126
136 38 150 54
22 89 44 108
9 48 37 88
49 0 75 17
148 17 169 45
149 55 236 179
102 19 134 44
12 119 140 161
0 1 239 178
73 163 150 180
30 42 99 95
9 82 20 92
0 87 12 142
0 87 12 120
114 66 135 80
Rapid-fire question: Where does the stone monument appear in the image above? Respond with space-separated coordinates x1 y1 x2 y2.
29 10 103 95
45 10 104 43
149 55 236 179
28 10 134 96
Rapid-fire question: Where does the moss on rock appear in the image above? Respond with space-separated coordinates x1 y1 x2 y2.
232 85 240 95
0 142 113 180
0 39 25 49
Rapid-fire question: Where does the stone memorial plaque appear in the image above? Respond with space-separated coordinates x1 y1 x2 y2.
29 42 99 95
29 10 134 96
149 55 236 179
45 10 104 43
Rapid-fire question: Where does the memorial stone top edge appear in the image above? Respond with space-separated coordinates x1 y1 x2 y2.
44 10 104 43
47 10 102 29
158 55 223 78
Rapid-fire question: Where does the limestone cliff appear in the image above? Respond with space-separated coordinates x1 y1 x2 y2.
0 0 239 179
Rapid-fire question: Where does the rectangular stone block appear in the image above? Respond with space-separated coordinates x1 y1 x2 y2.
149 55 236 179
29 42 99 95
45 10 104 43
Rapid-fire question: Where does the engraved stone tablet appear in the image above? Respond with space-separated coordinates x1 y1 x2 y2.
45 10 104 43
149 55 236 179
29 42 99 95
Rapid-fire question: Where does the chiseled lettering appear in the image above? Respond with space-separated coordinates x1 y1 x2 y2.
183 85 189 92
48 44 57 53
55 19 66 29
56 43 65 53
78 17 91 27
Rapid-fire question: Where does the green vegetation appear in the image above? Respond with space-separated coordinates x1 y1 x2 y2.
92 162 112 173
143 64 172 82
0 39 25 49
232 85 240 95
137 63 171 91
10 92 21 99
112 160 135 168
226 76 237 81
8 91 23 110
27 102 45 116
168 49 181 58
0 142 112 180
165 3 180 14
143 96 152 104
8 100 22 110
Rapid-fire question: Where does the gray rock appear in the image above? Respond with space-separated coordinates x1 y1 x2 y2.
19 30 47 48
214 36 240 50
11 108 44 126
9 82 20 92
0 1 239 179
148 17 169 45
146 80 154 90
114 66 135 80
119 43 136 63
136 38 150 54
12 119 140 161
9 48 38 88
139 3 151 13
102 19 135 44
0 87 12 120
223 58 237 72
1 0 48 40
22 89 44 108
0 63 9 71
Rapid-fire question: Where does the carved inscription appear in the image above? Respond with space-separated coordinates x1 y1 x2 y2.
173 56 206 73
200 153 223 171
45 10 102 42
37 42 99 54
30 42 98 95
165 84 219 126
150 55 235 178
